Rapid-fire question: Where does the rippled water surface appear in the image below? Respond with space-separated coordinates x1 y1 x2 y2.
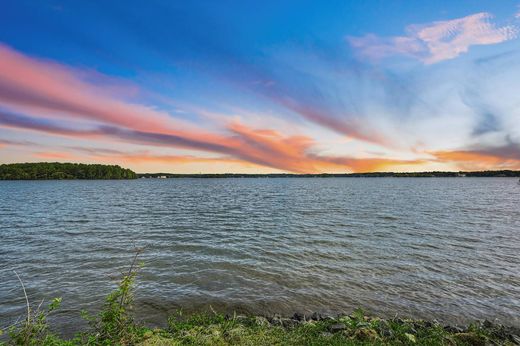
1 178 519 331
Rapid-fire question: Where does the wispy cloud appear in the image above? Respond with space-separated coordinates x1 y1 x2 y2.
0 108 422 173
70 147 245 166
1 41 518 173
0 44 192 133
431 148 520 170
0 138 36 146
348 12 518 64
34 151 75 160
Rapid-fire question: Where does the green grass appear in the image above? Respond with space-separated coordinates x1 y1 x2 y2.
2 261 518 345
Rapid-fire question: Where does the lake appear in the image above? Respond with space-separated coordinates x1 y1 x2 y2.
1 178 519 333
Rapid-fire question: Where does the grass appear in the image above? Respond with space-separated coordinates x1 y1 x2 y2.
2 259 519 345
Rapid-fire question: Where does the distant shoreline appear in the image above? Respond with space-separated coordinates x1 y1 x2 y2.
1 162 519 179
137 170 520 178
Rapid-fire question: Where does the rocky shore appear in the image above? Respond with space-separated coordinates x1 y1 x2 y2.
4 264 519 345
211 311 520 345
244 310 520 345
133 309 520 345
5 301 520 345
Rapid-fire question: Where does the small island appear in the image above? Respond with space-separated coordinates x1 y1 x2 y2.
0 162 137 180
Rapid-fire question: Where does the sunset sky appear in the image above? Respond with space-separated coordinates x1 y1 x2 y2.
1 1 520 173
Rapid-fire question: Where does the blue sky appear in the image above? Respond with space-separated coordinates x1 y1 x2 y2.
0 1 519 172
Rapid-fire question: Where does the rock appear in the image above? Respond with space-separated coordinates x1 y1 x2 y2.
444 325 464 333
310 312 323 321
292 312 305 321
329 323 347 333
254 316 270 327
320 332 333 338
353 328 379 341
322 314 336 321
268 314 282 326
281 318 300 328
483 320 494 329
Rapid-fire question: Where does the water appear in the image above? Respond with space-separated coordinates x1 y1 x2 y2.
1 178 519 333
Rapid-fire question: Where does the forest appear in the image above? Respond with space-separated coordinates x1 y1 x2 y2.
0 162 137 180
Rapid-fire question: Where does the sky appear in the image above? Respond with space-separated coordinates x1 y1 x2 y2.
1 1 520 173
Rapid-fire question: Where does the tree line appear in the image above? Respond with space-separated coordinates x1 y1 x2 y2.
0 162 137 180
138 170 520 178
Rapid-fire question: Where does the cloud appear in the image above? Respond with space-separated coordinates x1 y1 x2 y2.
67 144 419 172
2 42 518 173
0 138 36 146
222 58 396 147
34 151 75 160
62 146 252 167
0 44 427 173
348 12 518 64
1 108 422 173
433 150 520 170
431 142 520 170
0 44 190 133
0 109 103 137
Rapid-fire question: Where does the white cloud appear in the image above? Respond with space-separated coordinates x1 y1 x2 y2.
348 12 518 64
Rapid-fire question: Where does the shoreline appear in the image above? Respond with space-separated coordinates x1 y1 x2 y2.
5 308 520 345
137 170 520 178
2 162 520 179
3 268 519 345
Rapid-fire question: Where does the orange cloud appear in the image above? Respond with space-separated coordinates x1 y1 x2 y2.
225 121 423 173
317 156 426 173
432 150 520 170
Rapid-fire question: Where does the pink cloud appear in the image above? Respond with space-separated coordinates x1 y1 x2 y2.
348 12 518 64
0 44 189 133
34 151 74 160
